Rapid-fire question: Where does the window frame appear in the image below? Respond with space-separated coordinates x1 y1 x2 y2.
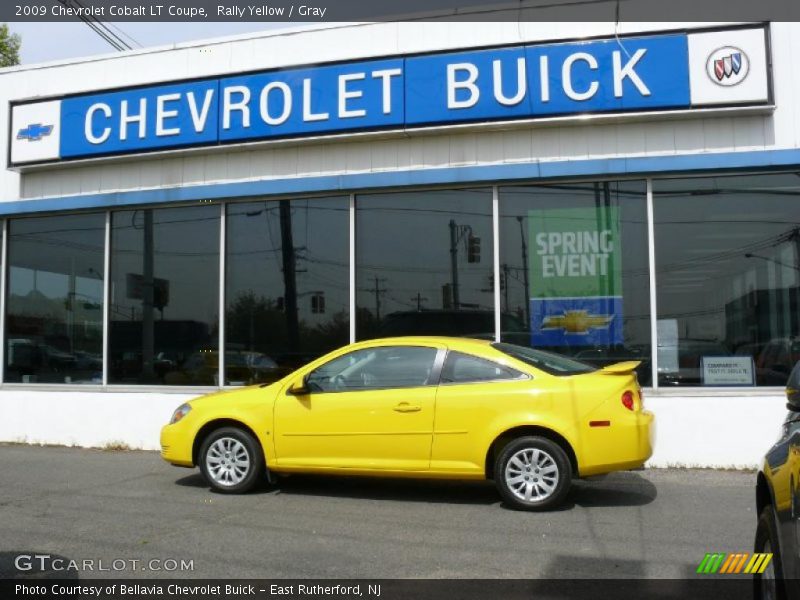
303 345 446 394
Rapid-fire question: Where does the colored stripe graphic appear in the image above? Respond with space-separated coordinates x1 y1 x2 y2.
696 553 726 574
696 552 772 574
745 554 773 574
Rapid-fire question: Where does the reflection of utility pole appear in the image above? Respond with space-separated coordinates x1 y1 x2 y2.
449 219 460 310
372 277 387 321
516 216 530 330
411 292 428 311
502 263 510 313
449 220 479 311
279 200 299 352
67 256 76 354
142 210 155 381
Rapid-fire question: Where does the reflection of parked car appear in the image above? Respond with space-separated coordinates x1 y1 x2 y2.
659 339 731 386
757 337 800 386
73 351 102 371
754 360 800 599
164 351 284 386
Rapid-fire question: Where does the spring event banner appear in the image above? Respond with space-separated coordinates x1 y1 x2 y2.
529 205 623 347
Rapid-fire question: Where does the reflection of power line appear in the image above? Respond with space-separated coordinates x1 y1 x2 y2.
745 253 800 272
371 277 387 321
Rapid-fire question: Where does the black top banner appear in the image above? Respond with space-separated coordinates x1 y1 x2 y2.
3 0 800 23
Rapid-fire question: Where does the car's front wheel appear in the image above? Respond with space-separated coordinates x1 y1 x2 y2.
199 427 264 493
494 436 571 511
753 506 785 600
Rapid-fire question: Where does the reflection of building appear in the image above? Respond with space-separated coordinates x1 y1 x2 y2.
725 286 800 350
0 19 799 468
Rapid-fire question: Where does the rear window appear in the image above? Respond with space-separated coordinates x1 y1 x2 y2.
492 343 596 376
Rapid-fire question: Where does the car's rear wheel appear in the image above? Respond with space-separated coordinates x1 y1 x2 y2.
494 436 571 511
754 506 785 600
199 427 264 493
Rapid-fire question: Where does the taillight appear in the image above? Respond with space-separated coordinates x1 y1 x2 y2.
621 390 635 411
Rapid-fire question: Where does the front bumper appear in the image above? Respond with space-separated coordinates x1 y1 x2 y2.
160 423 194 467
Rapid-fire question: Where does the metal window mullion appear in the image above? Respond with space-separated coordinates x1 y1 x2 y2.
349 194 356 344
219 202 226 389
492 186 501 343
0 219 7 385
646 178 659 389
102 211 111 387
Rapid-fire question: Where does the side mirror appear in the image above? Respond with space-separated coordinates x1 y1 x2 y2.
287 377 310 396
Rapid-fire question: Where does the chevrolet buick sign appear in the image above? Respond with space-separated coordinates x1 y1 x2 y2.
9 26 771 166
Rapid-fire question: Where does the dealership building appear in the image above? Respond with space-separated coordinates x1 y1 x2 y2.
0 18 797 467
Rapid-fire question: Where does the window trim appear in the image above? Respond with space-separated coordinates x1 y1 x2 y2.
302 345 446 395
438 349 530 386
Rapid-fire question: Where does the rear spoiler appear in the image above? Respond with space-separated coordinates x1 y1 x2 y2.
599 361 641 375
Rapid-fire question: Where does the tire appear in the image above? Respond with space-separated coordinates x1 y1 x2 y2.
198 426 265 494
753 506 786 600
494 436 571 511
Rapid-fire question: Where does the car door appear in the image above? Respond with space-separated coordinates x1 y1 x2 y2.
430 350 531 474
273 344 444 471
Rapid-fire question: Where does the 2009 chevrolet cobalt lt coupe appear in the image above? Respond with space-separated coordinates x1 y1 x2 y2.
161 337 654 510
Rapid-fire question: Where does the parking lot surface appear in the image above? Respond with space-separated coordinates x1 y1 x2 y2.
0 445 757 579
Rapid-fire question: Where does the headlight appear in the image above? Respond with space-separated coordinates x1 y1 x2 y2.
170 403 192 424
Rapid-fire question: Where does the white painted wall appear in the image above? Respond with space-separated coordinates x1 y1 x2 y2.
644 393 786 468
0 390 194 450
0 388 786 468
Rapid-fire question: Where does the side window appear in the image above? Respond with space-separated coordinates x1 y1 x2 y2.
440 351 525 384
306 346 438 392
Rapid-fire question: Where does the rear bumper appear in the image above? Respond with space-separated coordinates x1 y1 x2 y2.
579 409 655 477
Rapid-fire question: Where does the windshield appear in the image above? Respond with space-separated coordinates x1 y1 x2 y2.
492 343 596 376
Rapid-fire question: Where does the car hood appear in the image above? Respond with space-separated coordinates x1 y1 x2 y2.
188 382 281 409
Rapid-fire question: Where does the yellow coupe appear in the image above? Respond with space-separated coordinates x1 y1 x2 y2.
161 337 655 510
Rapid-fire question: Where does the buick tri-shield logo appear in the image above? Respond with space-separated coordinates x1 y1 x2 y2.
706 46 749 86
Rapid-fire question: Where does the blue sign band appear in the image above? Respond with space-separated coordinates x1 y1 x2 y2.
52 33 691 160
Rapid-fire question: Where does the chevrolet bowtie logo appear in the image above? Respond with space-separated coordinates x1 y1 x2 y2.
17 123 54 142
542 310 613 334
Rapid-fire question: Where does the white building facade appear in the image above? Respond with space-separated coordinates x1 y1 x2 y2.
1 20 798 467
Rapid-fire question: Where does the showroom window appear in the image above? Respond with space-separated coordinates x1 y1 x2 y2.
225 197 350 385
654 174 800 387
356 188 494 340
498 181 652 384
5 213 105 384
108 205 220 385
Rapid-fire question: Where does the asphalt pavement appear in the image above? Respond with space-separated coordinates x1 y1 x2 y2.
0 444 758 579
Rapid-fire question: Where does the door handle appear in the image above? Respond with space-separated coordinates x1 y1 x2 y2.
393 403 421 413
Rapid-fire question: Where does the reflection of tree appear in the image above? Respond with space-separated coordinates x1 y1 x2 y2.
355 307 380 341
226 291 348 364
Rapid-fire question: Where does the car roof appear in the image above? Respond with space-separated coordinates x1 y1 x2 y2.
350 336 495 349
